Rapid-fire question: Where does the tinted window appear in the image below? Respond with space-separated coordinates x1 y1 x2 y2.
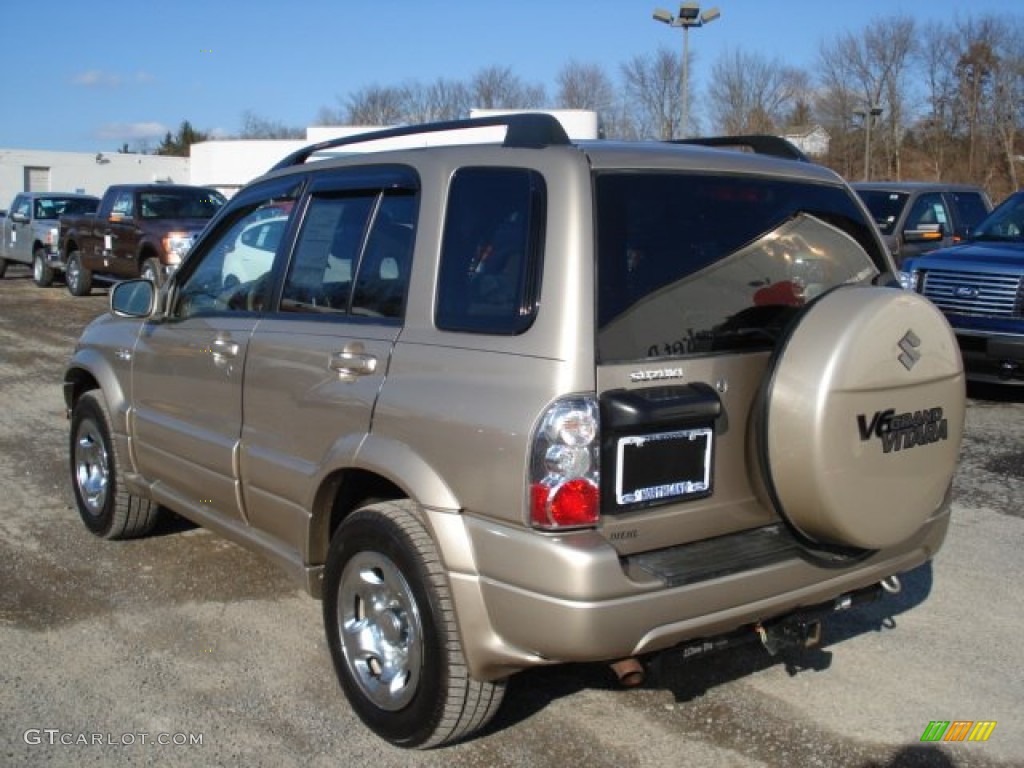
904 193 948 232
139 189 225 219
855 189 908 235
173 185 299 318
436 167 546 335
33 197 98 219
280 189 416 318
972 191 1024 243
949 192 990 237
596 173 881 363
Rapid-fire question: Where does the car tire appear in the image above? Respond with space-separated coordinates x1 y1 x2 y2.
0 256 8 278
70 391 163 539
140 256 161 286
754 285 965 551
323 500 505 748
33 247 55 287
66 250 92 296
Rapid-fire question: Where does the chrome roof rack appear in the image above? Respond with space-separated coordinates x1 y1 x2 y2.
672 135 810 163
270 112 572 172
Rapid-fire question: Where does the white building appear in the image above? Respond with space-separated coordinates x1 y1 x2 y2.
781 125 830 158
0 149 190 210
2 110 601 206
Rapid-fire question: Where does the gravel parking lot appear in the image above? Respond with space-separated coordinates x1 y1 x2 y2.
1 264 1021 768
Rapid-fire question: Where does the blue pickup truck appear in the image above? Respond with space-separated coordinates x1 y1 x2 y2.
899 190 1024 386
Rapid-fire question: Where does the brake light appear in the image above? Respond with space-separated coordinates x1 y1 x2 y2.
529 396 601 529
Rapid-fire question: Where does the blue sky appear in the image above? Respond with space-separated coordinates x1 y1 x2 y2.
1 0 1020 152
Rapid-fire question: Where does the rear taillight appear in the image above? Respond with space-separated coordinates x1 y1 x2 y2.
529 396 601 529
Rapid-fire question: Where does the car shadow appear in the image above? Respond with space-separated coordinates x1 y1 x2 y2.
967 381 1023 403
486 561 933 735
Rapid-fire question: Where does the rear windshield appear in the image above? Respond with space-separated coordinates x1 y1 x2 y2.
596 173 881 363
854 189 908 235
34 197 99 220
139 189 226 219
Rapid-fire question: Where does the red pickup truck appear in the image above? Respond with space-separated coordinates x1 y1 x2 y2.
58 183 225 296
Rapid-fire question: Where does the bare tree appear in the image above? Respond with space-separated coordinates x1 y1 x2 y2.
708 49 807 134
343 84 407 126
621 47 682 139
817 16 916 179
556 61 615 113
991 25 1024 190
238 110 304 139
470 66 545 109
403 78 471 123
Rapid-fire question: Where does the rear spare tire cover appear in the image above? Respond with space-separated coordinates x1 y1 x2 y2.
759 285 965 550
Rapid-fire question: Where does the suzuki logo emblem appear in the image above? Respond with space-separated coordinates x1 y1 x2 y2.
954 285 980 299
898 329 921 371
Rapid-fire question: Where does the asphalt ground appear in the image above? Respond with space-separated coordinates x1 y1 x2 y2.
1 264 1021 767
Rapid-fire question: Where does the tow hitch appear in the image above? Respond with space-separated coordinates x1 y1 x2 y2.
673 580 888 662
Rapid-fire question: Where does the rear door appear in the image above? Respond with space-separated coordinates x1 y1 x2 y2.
240 167 418 549
130 176 303 523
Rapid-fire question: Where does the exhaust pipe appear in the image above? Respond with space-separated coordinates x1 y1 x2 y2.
609 657 645 687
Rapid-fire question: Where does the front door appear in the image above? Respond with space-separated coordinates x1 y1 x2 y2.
129 178 303 524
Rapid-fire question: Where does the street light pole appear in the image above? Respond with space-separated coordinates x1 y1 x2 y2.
653 3 721 138
853 104 883 181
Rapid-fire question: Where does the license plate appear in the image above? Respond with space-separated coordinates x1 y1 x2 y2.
615 427 713 506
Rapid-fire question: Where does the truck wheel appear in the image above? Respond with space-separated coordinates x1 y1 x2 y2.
323 500 505 748
0 256 8 278
66 250 92 296
33 247 55 287
140 257 161 286
70 391 163 539
754 285 965 551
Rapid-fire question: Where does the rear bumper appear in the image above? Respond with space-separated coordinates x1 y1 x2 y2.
444 503 950 680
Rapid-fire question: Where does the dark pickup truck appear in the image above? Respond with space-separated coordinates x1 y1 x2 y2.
899 189 1024 386
59 183 225 296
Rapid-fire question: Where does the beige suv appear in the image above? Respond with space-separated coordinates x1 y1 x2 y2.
64 114 965 748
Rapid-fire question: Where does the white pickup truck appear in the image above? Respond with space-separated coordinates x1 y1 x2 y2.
0 192 99 286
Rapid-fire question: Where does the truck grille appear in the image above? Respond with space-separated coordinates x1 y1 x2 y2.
921 269 1023 317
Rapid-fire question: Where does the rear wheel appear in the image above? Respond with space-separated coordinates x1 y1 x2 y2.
323 500 505 748
33 247 55 287
70 391 162 539
0 256 8 278
66 250 92 296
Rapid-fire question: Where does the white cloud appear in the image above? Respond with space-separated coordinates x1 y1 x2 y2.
72 70 121 87
72 70 156 87
95 122 169 141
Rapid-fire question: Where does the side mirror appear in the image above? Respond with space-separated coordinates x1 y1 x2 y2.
903 223 944 244
110 279 156 318
10 211 29 224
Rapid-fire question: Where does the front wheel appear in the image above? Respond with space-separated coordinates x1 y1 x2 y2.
323 501 505 748
66 250 92 296
33 247 55 287
0 255 8 278
140 256 162 286
70 391 162 539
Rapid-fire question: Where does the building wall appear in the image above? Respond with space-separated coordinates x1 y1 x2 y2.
0 149 189 210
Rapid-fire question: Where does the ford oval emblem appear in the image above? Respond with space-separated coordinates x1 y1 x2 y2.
954 285 980 299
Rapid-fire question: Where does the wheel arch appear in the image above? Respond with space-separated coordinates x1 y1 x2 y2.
307 434 464 572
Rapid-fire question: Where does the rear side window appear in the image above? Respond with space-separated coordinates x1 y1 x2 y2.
281 189 416 319
596 173 881 363
436 167 546 335
949 192 990 236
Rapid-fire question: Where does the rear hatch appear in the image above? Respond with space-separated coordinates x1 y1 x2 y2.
591 169 891 556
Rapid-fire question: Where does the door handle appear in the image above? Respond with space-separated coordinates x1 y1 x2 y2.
329 349 378 378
